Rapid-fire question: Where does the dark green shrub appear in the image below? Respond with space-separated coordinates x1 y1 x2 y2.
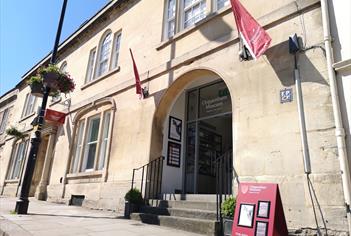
6 127 24 139
221 196 236 218
124 188 143 205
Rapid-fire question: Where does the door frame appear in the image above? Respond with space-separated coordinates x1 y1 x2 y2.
182 79 232 194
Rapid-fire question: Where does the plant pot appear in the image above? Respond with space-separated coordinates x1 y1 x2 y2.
223 217 234 236
124 202 139 219
42 71 60 89
30 83 43 97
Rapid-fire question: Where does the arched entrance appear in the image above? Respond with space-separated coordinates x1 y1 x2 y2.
153 69 233 195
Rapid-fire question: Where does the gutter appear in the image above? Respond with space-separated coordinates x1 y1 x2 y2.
320 0 351 233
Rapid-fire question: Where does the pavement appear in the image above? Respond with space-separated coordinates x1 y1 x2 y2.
0 197 203 236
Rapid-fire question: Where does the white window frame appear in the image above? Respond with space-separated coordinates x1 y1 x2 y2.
163 0 231 39
96 32 113 78
85 48 97 83
110 32 122 70
214 0 229 11
6 140 29 180
21 94 37 118
82 115 101 172
164 0 177 39
70 110 112 174
182 0 207 29
0 108 10 133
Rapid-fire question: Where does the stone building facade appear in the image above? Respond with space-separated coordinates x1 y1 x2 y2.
0 0 349 233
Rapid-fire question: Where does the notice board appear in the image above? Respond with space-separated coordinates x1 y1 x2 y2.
232 182 288 236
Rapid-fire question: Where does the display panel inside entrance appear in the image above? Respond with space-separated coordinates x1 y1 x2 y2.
185 81 232 194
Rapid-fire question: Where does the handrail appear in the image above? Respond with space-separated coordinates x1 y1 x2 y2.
131 156 165 204
215 149 233 236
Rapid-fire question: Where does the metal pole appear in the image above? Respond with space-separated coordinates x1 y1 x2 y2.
15 0 68 214
294 54 311 174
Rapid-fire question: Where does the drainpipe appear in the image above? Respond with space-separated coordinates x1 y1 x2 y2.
320 0 351 232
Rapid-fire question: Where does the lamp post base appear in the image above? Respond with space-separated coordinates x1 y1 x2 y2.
15 198 29 214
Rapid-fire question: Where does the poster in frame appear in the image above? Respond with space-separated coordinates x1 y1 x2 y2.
255 221 268 236
168 116 182 142
167 141 181 167
257 201 271 218
237 203 255 228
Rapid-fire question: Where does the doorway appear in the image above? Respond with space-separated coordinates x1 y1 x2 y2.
184 81 232 194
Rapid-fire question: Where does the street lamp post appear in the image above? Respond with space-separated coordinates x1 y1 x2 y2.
15 0 68 214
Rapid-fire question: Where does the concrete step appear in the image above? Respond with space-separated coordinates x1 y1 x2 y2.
130 212 219 236
148 199 217 211
141 206 217 220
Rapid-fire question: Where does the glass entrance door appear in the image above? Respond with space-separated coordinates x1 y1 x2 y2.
185 81 232 194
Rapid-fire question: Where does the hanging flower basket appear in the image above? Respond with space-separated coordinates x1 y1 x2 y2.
35 64 75 94
27 75 59 97
29 81 44 97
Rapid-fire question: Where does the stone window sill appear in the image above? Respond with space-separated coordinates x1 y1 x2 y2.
66 170 103 179
156 6 231 51
81 67 120 90
4 179 19 184
19 112 36 122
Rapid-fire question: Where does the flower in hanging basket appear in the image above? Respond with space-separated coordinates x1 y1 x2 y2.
6 126 25 139
57 73 75 94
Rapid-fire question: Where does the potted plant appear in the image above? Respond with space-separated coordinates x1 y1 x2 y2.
221 196 236 236
5 127 24 139
124 188 143 219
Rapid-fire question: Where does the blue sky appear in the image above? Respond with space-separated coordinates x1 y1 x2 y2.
0 0 110 96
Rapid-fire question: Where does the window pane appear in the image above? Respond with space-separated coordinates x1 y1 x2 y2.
23 94 36 117
198 81 231 118
89 118 100 142
98 112 111 170
10 141 28 179
168 20 175 38
0 108 9 133
111 34 121 69
97 33 112 76
82 116 100 171
217 0 229 10
86 143 97 170
86 49 96 83
72 121 85 173
168 0 176 19
187 90 197 121
183 0 206 29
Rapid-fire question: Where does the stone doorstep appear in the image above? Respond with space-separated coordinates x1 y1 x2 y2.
141 206 217 220
130 212 218 236
149 199 217 211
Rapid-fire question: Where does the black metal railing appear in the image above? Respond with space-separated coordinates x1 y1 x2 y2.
215 150 234 235
131 156 165 204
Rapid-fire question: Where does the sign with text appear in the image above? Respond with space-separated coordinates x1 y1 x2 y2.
232 183 288 236
44 109 66 125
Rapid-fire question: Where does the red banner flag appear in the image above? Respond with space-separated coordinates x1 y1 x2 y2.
230 0 271 59
129 48 143 99
44 109 66 125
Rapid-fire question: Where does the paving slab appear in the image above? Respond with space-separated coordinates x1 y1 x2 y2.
0 197 203 236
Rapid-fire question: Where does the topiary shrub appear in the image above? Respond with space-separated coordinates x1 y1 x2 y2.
124 188 143 205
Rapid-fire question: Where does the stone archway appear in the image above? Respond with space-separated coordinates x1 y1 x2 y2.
149 68 233 194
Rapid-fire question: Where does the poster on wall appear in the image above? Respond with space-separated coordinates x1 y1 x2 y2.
168 116 182 142
167 141 181 167
237 203 255 228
